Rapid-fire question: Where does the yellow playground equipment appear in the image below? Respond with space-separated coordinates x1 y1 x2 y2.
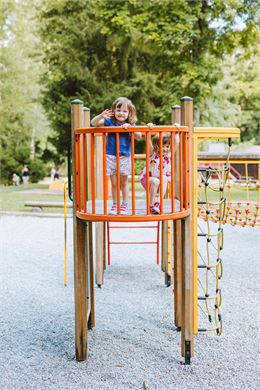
69 97 240 364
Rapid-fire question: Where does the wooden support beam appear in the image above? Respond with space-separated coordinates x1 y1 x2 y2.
172 105 182 329
95 222 105 287
180 97 194 364
71 100 88 361
161 220 171 285
87 221 95 329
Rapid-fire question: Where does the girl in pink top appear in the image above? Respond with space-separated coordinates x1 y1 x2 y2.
140 133 171 214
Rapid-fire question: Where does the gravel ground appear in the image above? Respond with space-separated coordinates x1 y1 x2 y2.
1 215 259 390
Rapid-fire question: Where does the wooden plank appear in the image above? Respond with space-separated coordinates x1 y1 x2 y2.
95 222 104 287
180 97 194 363
24 201 72 208
88 221 95 329
172 105 182 329
71 100 88 361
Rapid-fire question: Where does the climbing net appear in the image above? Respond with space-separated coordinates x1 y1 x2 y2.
196 143 231 335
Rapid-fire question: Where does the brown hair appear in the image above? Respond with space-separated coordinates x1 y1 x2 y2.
152 133 171 155
111 97 137 124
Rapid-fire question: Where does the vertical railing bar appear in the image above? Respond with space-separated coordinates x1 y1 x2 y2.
159 132 163 214
145 131 150 214
102 133 107 215
75 134 80 211
91 132 96 214
83 134 87 212
131 131 136 215
116 132 120 214
171 131 175 213
179 132 183 211
79 133 84 211
185 131 190 209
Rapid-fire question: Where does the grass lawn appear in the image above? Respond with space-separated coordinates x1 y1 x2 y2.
0 183 66 213
1 180 258 214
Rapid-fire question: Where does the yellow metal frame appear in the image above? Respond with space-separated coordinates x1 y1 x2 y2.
192 127 240 333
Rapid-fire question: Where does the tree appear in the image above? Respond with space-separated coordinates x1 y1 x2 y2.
201 49 260 142
37 0 259 157
0 0 49 183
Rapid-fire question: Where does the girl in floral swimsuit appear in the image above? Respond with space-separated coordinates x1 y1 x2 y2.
140 133 171 214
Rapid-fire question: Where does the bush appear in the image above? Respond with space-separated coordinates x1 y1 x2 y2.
28 158 47 183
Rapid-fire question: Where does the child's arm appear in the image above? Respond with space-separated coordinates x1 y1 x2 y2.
91 109 113 127
173 123 180 152
147 123 154 156
134 132 142 140
122 123 142 140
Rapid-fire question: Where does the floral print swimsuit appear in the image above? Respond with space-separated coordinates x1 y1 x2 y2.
140 152 171 185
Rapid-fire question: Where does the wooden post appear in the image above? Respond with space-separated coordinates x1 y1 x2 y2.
180 97 194 364
87 221 95 329
71 99 89 361
172 105 182 330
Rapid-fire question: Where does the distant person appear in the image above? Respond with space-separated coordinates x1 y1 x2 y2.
50 167 56 180
54 171 59 180
22 165 29 184
12 173 20 186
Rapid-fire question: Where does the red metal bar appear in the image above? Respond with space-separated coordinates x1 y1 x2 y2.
107 221 160 265
107 221 111 266
156 221 160 265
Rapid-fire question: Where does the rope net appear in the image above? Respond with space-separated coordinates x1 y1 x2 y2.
196 145 259 333
196 143 231 335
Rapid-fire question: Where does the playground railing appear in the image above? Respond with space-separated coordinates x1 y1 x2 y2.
74 125 190 222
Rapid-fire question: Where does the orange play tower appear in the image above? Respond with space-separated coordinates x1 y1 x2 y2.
70 97 240 364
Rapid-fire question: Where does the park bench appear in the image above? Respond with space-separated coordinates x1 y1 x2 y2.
24 200 72 211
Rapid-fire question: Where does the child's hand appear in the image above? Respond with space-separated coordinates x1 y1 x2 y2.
122 123 130 130
101 109 113 119
147 123 155 129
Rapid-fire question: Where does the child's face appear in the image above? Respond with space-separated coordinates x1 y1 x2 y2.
162 142 170 154
114 103 129 123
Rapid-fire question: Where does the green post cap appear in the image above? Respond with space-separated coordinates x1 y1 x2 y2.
180 96 193 101
83 107 90 111
172 105 181 109
70 99 83 104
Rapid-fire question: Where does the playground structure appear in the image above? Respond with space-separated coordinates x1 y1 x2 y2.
70 97 240 364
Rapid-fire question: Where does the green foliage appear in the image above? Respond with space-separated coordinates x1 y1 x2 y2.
134 159 145 176
37 0 259 157
0 0 50 183
200 48 260 142
29 158 47 183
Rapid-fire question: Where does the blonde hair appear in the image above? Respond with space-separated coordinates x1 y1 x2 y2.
111 97 137 124
152 133 171 155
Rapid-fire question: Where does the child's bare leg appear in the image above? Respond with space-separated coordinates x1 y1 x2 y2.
149 177 160 205
110 175 118 203
154 176 168 203
162 175 168 197
120 175 129 203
